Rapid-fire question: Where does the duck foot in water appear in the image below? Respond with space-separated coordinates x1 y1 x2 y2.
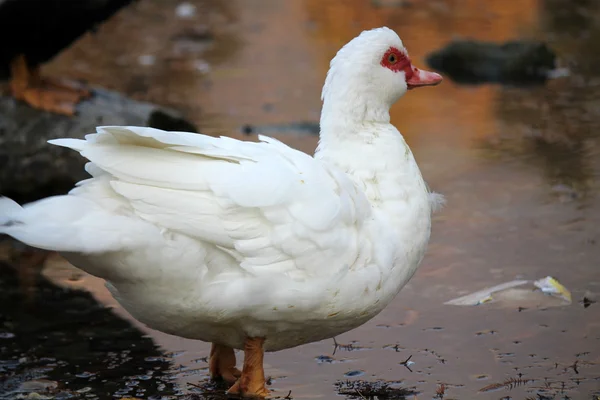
210 343 242 384
226 337 270 398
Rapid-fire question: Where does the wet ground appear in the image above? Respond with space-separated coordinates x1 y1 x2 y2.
2 0 600 399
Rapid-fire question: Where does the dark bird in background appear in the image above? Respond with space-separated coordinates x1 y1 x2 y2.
0 0 135 116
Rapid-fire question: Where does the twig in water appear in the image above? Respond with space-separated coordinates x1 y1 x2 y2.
332 337 355 355
399 355 413 372
479 376 533 393
568 360 580 374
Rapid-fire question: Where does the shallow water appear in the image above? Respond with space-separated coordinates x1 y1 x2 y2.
4 0 600 399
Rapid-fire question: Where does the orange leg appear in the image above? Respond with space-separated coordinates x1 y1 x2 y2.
226 337 270 398
9 54 91 116
209 343 242 384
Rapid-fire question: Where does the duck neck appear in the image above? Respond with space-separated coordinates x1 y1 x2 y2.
315 102 427 209
320 85 392 127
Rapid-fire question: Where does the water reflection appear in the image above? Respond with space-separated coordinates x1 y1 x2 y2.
304 0 540 149
0 259 177 399
484 0 600 203
45 0 243 118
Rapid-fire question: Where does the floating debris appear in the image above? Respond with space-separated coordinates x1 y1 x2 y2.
533 276 572 303
445 276 572 306
478 376 534 393
399 355 415 372
334 380 417 399
137 54 156 67
193 60 211 74
444 280 529 306
332 338 370 354
435 383 445 399
581 296 596 308
175 2 196 19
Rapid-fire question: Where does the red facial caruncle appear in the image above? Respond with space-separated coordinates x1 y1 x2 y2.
380 46 443 90
380 47 414 80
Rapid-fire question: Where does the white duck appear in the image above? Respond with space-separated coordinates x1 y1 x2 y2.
0 27 443 397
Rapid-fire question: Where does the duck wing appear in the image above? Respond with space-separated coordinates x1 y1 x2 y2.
48 126 372 280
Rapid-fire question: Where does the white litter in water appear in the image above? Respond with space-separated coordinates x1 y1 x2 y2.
534 276 572 303
175 2 196 18
444 280 529 306
138 54 156 66
445 276 572 306
193 60 211 74
547 67 571 79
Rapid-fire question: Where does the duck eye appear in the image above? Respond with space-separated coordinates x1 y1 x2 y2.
388 53 397 64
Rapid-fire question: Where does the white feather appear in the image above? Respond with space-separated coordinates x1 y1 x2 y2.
429 192 446 213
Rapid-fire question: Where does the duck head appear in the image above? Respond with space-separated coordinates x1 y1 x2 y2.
321 27 442 124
